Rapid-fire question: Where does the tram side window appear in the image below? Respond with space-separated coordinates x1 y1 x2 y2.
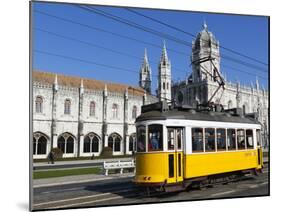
205 128 216 152
237 129 246 150
192 128 203 152
227 129 236 150
256 129 261 146
246 129 254 149
217 128 226 151
137 126 146 152
148 125 163 151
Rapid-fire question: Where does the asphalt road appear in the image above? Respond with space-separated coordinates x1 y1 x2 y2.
32 165 269 210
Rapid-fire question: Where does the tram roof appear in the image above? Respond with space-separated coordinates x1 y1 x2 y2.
136 103 260 125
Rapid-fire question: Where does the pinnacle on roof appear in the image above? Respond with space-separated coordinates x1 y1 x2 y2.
203 20 208 30
160 40 169 64
140 48 151 72
143 48 148 64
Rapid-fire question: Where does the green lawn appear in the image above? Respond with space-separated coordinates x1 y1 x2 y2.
33 167 101 179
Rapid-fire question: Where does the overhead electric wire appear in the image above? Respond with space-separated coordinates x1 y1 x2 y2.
34 9 268 80
34 10 187 56
34 27 187 74
81 5 267 73
34 27 267 80
78 5 193 47
222 64 267 80
125 8 268 67
34 49 159 78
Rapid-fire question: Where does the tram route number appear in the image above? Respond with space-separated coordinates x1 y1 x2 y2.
244 152 256 157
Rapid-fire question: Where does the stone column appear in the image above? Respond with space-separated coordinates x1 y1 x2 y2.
125 134 130 155
236 81 241 108
124 88 128 155
103 84 108 147
52 75 58 149
77 80 84 157
79 135 84 156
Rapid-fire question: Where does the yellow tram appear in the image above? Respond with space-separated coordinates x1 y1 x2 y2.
134 102 263 191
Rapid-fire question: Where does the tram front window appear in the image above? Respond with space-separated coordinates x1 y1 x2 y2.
256 129 261 147
148 124 163 151
137 126 146 152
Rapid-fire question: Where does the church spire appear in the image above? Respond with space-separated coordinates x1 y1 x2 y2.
143 48 148 64
139 48 151 93
160 40 169 65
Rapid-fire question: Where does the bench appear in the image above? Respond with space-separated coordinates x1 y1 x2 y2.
103 160 135 176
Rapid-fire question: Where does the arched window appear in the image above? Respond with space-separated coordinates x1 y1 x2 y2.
33 132 48 155
64 99 71 115
129 133 136 152
35 96 43 113
108 133 122 152
90 101 95 116
33 137 36 155
66 136 74 153
83 135 91 153
83 133 100 153
132 106 137 119
57 133 75 154
92 136 99 152
112 104 118 119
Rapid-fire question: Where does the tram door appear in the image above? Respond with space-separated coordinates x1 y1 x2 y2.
167 128 184 183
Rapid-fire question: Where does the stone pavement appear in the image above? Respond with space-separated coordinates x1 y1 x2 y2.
33 172 134 188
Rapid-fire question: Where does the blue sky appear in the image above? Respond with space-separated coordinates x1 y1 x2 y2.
32 2 269 94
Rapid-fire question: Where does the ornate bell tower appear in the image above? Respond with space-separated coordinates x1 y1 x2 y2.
139 49 151 94
158 41 172 102
191 22 221 83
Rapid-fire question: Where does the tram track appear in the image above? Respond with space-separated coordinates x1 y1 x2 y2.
33 165 268 210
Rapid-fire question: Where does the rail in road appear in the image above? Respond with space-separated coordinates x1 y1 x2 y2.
33 164 269 210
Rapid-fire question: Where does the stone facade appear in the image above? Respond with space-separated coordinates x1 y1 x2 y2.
172 23 269 149
33 71 157 159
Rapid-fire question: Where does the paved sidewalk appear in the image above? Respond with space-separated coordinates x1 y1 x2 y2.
33 156 268 188
33 172 135 188
33 157 134 170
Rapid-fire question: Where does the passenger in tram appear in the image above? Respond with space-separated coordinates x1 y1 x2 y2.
137 140 145 151
151 133 159 150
